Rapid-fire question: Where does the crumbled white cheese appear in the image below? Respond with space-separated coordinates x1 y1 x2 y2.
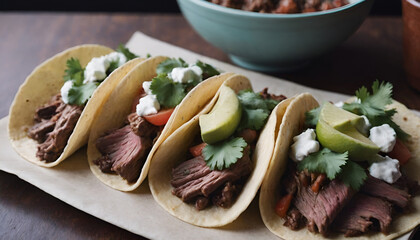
334 101 344 108
369 155 401 184
357 115 371 136
169 65 203 83
60 80 73 104
369 124 396 153
289 129 320 162
83 52 127 83
136 94 160 117
142 81 153 95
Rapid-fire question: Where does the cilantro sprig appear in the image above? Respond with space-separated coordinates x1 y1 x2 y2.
202 137 247 170
116 44 138 61
305 107 321 127
338 160 367 190
67 82 99 106
298 148 347 180
156 58 188 75
298 147 366 190
237 90 279 131
195 60 220 79
63 58 84 84
150 74 186 108
342 80 410 140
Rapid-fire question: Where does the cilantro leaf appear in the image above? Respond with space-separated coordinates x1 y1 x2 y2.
342 80 410 140
67 82 98 105
338 160 367 190
298 148 348 180
156 58 188 75
106 60 120 76
236 90 277 131
305 107 320 127
202 137 247 170
238 90 269 110
150 74 186 108
63 58 84 84
116 44 138 61
240 108 269 131
195 60 220 79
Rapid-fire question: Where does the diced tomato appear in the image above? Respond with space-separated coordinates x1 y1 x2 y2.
275 194 293 218
311 173 326 193
189 143 207 157
388 139 412 165
131 88 146 113
143 108 175 126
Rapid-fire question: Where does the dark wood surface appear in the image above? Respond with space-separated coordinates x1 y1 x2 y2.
0 13 418 239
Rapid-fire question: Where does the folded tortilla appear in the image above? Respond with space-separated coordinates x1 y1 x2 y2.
8 44 143 167
87 56 235 191
148 74 294 227
259 93 420 240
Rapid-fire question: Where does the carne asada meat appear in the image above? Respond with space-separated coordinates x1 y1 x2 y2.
171 148 252 210
293 178 355 235
334 193 392 237
284 207 305 230
361 175 411 208
260 87 287 102
94 114 158 183
28 94 83 162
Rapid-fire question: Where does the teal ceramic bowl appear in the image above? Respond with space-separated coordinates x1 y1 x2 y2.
177 0 374 72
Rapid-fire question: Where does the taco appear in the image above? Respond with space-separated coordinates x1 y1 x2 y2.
260 82 420 239
8 44 141 167
148 74 288 227
87 56 230 191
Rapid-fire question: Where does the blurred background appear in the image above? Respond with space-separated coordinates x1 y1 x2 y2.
0 0 401 15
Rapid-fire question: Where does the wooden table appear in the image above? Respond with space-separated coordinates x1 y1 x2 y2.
0 13 418 239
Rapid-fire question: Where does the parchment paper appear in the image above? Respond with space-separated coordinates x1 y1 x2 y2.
0 32 413 240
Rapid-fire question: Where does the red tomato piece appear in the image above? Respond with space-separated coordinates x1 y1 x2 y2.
275 194 293 218
189 143 207 157
143 108 175 126
388 139 412 165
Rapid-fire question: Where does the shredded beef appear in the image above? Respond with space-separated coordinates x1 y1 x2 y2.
361 175 411 208
237 129 258 144
28 119 56 143
36 103 83 162
243 0 275 12
127 112 158 137
94 118 155 183
334 194 392 237
284 207 304 230
293 178 354 235
260 87 287 102
28 94 83 162
195 197 210 210
171 149 252 208
212 182 241 208
210 0 243 9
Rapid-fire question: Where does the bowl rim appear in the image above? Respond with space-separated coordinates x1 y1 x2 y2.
180 0 367 18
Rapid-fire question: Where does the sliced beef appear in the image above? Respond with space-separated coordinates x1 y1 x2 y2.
284 207 304 230
237 129 258 144
171 150 252 203
393 174 420 195
94 125 153 183
127 112 158 137
260 87 287 102
293 178 354 235
36 103 83 162
334 193 392 237
361 175 411 208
